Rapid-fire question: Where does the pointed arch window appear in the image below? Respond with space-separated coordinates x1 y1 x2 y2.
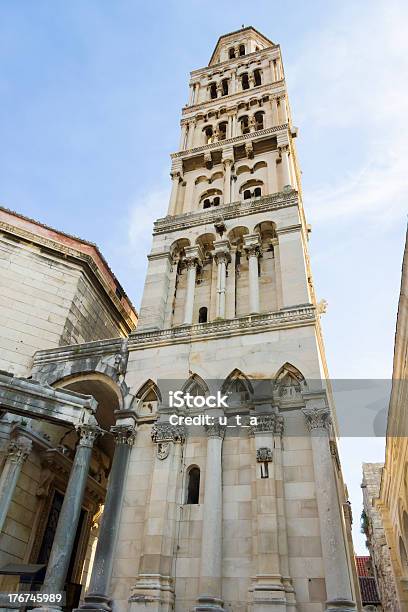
222 369 253 405
274 363 306 399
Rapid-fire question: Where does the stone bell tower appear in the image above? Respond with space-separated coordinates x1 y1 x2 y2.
119 26 360 612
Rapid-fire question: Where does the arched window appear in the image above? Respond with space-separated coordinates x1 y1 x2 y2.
241 73 249 90
210 83 217 99
203 199 211 209
254 69 262 86
186 467 200 504
198 307 208 323
239 116 250 135
254 187 262 197
218 122 227 141
222 79 229 96
204 126 214 144
254 111 264 131
239 44 245 56
243 189 251 200
229 48 236 59
213 196 220 206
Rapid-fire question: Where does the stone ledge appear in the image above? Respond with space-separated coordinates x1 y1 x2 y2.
153 189 299 235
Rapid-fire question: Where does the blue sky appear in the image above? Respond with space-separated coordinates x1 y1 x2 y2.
1 0 407 553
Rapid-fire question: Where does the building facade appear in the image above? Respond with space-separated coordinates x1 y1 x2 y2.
376 231 408 610
361 464 397 611
0 28 361 612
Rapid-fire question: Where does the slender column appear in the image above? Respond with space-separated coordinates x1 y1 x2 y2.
179 122 188 150
271 98 279 126
244 234 261 314
33 422 100 612
270 60 276 82
225 247 236 319
186 120 195 149
189 83 195 105
230 71 236 94
168 171 181 215
0 434 32 533
213 240 231 319
194 422 225 611
278 145 291 189
183 245 203 325
279 96 288 124
303 395 356 612
223 157 233 204
74 418 137 612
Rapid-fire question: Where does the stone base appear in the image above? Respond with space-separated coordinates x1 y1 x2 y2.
192 595 224 611
128 574 174 612
326 598 357 611
250 576 295 611
73 593 112 612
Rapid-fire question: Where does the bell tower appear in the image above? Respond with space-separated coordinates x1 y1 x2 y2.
126 27 359 612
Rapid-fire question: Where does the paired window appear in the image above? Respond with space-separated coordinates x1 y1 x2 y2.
243 187 262 200
202 195 220 209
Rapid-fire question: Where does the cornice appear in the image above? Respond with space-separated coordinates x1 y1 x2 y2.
33 337 124 366
153 190 299 235
183 81 285 115
128 306 316 350
171 123 288 160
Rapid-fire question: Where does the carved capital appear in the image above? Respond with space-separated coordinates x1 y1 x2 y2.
151 422 186 444
256 447 273 462
8 435 32 464
250 414 284 435
205 422 226 438
77 423 101 448
111 424 136 446
302 406 331 431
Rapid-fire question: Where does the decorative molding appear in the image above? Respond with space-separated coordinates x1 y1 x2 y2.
256 447 273 463
205 423 226 438
171 124 289 159
250 414 284 435
153 190 299 235
7 435 32 464
302 406 332 431
151 422 186 444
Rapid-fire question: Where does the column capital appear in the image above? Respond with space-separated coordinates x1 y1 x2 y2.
205 422 226 438
213 239 231 264
111 423 136 446
250 414 284 435
8 435 32 464
77 423 101 448
302 405 332 431
151 422 186 444
184 244 204 267
243 233 261 257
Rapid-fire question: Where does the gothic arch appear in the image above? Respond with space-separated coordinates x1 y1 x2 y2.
221 368 254 401
133 379 161 418
274 363 306 398
182 373 209 397
135 379 162 403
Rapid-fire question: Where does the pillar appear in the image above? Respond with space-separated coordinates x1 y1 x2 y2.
183 245 203 325
279 96 288 124
168 171 181 215
271 98 279 126
303 395 356 612
194 422 225 611
0 434 32 534
129 422 185 612
276 226 310 308
223 157 233 204
278 145 291 189
74 417 136 612
244 234 261 314
187 120 195 149
213 240 231 319
33 422 100 612
179 123 188 150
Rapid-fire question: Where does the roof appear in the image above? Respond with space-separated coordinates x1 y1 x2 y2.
0 205 138 329
359 576 381 605
209 26 275 65
356 556 372 577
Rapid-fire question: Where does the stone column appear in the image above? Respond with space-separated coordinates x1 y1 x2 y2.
129 422 185 612
187 120 196 149
0 434 32 534
168 171 182 215
213 240 231 319
279 96 288 124
33 422 100 612
270 59 276 82
183 245 203 325
275 226 310 308
278 145 291 189
244 233 261 314
230 71 236 94
74 417 137 612
223 155 233 204
194 422 225 611
303 395 356 612
179 122 188 150
271 98 279 126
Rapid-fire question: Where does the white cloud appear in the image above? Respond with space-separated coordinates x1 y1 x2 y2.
288 0 408 223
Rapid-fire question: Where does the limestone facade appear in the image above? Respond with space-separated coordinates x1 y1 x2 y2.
361 463 397 610
0 26 361 612
377 231 408 610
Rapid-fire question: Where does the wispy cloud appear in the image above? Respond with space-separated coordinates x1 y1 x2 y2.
288 0 408 224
